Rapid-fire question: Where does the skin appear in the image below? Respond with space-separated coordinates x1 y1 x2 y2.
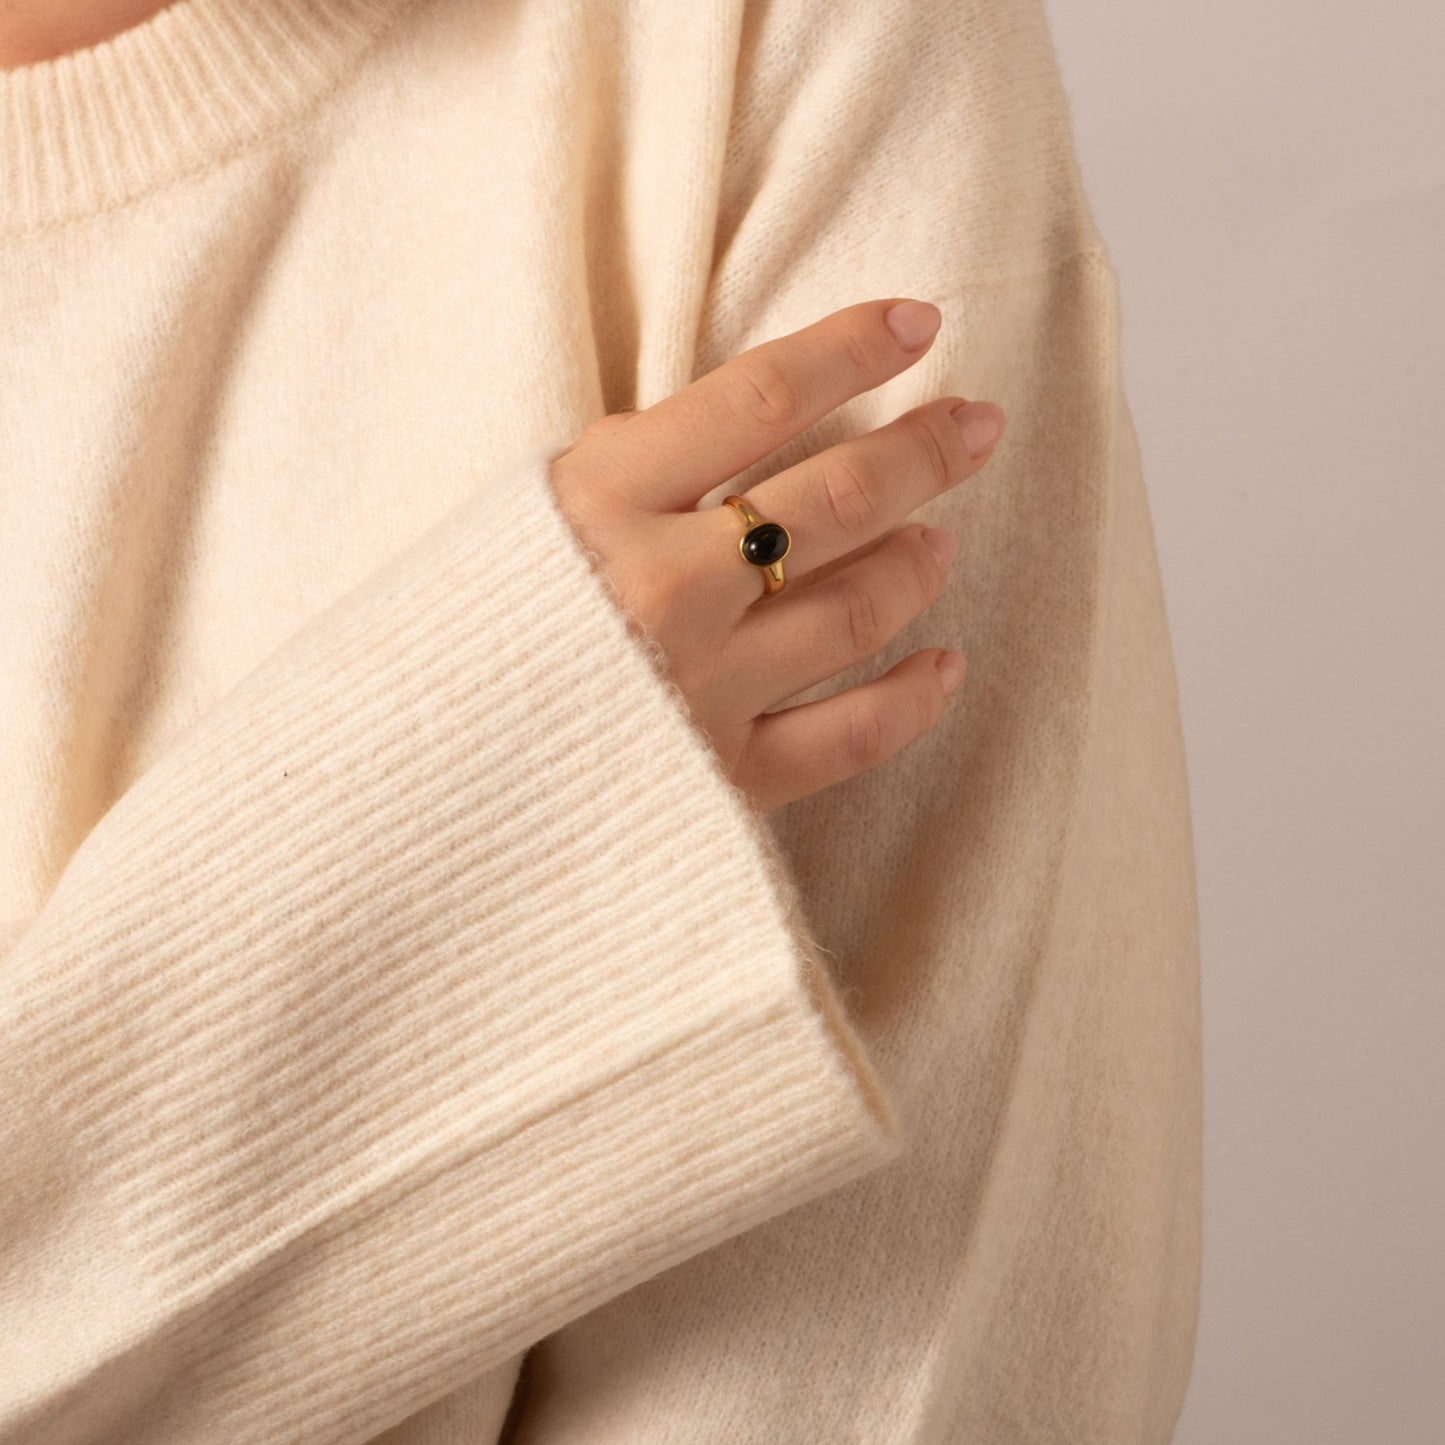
0 0 170 68
550 298 1006 813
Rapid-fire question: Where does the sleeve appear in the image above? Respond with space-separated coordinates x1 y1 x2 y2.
501 1 1203 1442
0 442 910 1445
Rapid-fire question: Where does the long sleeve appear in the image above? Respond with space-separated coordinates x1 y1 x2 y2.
0 442 908 1444
502 0 1203 1441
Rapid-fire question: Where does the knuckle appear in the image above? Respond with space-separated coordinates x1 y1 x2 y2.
836 320 879 379
552 451 629 525
845 697 887 772
819 449 877 537
906 411 952 490
547 450 576 493
555 482 608 544
731 352 806 430
548 455 590 523
908 531 944 602
838 576 882 657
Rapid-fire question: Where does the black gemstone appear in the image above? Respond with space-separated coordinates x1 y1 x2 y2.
742 521 789 566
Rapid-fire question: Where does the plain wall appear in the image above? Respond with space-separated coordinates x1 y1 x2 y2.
1040 2 1445 1440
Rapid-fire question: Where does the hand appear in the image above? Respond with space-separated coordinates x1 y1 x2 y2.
548 298 1006 814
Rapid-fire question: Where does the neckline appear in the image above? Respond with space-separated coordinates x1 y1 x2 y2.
0 0 411 237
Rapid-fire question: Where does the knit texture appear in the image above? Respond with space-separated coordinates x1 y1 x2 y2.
0 1 1202 1443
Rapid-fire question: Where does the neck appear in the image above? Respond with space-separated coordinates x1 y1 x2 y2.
0 0 171 68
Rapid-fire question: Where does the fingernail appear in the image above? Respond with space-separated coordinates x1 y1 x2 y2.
935 649 967 694
883 299 942 351
951 400 1004 457
922 526 957 568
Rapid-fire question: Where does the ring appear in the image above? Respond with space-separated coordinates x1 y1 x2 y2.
723 493 791 597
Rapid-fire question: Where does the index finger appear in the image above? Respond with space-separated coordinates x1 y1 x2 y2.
587 298 943 514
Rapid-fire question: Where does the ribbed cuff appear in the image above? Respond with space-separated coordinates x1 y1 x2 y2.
0 0 410 235
0 444 904 1441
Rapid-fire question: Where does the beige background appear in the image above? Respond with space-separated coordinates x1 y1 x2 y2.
1042 1 1445 1439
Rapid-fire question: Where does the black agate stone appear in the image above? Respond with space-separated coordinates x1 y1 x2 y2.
742 521 790 566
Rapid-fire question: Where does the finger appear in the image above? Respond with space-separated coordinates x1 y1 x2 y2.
556 411 640 467
586 297 945 514
737 647 966 814
729 393 1003 588
580 409 639 438
722 523 956 715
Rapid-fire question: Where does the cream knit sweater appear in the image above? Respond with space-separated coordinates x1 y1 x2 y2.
0 1 1202 1441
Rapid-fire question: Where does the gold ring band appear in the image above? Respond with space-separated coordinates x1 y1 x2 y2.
723 494 791 597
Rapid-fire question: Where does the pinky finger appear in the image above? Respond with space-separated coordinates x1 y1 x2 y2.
738 648 966 814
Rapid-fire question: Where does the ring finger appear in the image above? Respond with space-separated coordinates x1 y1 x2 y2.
710 394 1000 606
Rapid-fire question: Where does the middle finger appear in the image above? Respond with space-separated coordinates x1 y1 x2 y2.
716 395 1003 597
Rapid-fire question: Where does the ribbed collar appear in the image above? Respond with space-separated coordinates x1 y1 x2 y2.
0 0 412 236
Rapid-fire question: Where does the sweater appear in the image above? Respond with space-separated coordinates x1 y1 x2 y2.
0 0 1203 1441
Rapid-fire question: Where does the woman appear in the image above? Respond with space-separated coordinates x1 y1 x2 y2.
0 1 1201 1441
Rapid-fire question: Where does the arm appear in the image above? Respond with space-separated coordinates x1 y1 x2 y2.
504 0 1202 1440
0 442 907 1444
